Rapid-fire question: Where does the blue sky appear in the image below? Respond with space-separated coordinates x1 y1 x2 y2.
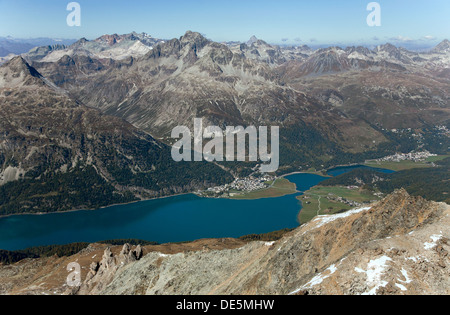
0 0 448 46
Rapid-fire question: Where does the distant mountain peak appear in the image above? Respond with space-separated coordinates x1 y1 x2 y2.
5 56 42 78
181 31 206 40
180 31 210 49
376 43 399 52
95 34 122 46
345 46 373 55
433 39 450 53
0 56 45 88
247 35 259 46
70 37 89 48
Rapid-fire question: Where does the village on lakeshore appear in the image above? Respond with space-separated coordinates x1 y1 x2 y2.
197 174 276 198
373 151 437 163
197 151 442 200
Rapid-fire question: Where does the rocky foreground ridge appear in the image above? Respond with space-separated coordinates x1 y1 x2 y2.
1 189 448 295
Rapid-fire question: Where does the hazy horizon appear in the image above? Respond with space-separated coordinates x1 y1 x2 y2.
0 0 449 49
1 31 447 53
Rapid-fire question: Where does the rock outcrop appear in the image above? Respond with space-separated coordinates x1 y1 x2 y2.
69 244 144 295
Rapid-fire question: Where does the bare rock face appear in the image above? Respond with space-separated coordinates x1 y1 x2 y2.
73 244 144 295
75 190 449 295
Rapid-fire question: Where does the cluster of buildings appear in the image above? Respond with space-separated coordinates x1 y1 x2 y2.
326 194 363 208
389 128 424 141
436 125 449 136
375 151 436 163
389 128 413 134
327 193 379 208
200 175 276 197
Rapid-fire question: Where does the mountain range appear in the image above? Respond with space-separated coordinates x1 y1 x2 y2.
0 36 77 57
30 32 449 162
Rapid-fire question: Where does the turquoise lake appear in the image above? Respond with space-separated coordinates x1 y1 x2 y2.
0 166 395 251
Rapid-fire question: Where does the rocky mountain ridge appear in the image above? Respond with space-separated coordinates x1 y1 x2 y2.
24 32 164 62
31 32 449 138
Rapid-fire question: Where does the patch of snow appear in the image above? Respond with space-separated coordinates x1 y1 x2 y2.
312 207 372 229
0 166 26 186
355 256 392 295
399 268 412 284
277 240 288 252
348 51 370 61
42 49 75 62
96 41 152 60
407 255 429 263
424 234 443 250
407 256 418 263
395 283 407 291
289 264 338 294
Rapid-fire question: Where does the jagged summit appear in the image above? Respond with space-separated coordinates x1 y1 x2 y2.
95 33 122 46
345 46 374 55
177 31 211 57
433 39 450 53
71 37 89 48
376 43 399 53
94 32 156 46
5 56 39 74
182 30 202 37
26 32 165 62
28 44 67 53
247 35 258 46
0 56 44 87
180 31 210 46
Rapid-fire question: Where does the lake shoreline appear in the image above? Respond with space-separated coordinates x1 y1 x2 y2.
280 170 331 179
0 164 393 220
0 192 196 220
0 165 399 251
